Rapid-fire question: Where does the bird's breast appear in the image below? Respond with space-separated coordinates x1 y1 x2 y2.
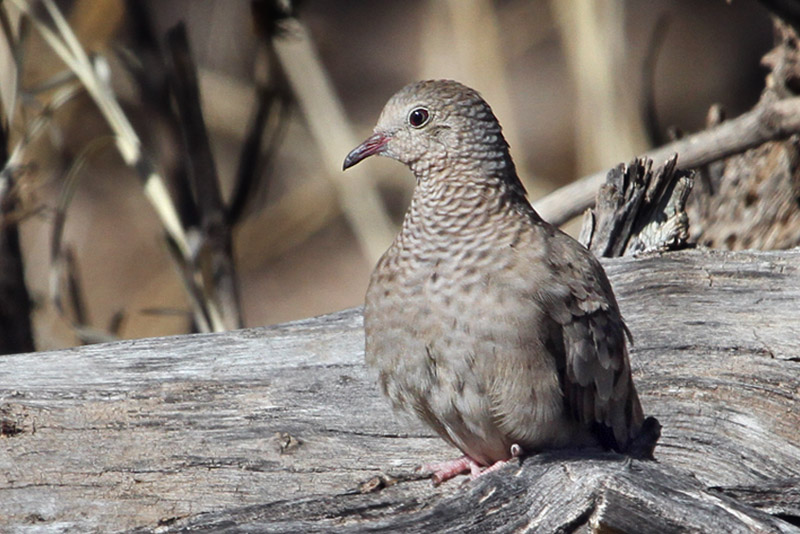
364 237 539 394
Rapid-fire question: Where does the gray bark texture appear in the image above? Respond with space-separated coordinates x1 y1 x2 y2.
2 248 799 533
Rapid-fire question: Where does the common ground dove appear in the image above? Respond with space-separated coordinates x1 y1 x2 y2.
343 80 657 484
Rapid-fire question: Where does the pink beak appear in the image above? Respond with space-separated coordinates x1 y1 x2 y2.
343 133 389 170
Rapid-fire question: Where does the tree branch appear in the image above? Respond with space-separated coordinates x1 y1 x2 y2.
534 97 800 227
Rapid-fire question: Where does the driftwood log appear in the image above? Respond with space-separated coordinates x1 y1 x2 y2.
1 248 799 533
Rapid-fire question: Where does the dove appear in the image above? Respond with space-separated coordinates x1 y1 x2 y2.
344 80 657 483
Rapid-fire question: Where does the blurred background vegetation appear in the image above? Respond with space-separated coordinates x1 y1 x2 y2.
0 0 776 351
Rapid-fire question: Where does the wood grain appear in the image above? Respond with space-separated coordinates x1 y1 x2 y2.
2 249 799 532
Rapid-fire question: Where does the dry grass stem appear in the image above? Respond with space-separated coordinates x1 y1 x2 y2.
551 0 648 174
9 0 191 260
271 17 394 263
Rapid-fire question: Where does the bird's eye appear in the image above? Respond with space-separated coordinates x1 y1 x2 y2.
408 107 430 128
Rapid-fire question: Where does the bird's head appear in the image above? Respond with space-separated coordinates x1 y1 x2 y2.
343 80 513 180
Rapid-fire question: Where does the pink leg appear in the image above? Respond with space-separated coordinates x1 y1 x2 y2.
420 455 483 485
421 444 524 485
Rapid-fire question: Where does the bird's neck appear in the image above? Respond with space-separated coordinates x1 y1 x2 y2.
394 165 538 257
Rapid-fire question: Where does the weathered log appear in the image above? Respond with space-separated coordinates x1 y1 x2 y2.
1 249 799 533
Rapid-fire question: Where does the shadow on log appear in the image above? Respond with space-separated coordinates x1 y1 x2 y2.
1 248 799 532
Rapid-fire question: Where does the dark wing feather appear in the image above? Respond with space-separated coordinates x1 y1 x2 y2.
545 232 644 451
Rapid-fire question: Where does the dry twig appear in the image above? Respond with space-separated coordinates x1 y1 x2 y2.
535 96 800 226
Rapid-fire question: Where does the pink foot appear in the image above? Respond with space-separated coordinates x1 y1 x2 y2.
420 444 523 485
420 455 482 485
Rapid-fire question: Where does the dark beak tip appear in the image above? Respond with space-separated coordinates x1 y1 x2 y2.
342 151 361 171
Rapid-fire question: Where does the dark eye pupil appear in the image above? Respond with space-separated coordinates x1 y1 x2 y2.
409 108 429 127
